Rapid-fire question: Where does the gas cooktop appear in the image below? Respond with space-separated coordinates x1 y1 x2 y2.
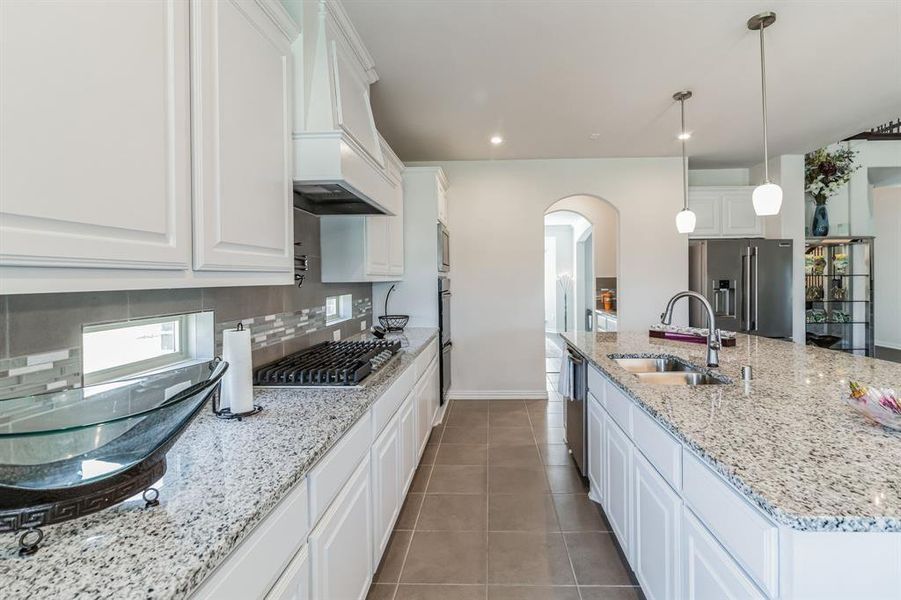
253 340 401 387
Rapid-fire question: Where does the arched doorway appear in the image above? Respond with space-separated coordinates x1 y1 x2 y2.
543 195 620 383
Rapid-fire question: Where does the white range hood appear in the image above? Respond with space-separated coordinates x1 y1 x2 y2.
293 0 400 216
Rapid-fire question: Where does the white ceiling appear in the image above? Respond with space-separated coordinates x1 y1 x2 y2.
343 0 901 168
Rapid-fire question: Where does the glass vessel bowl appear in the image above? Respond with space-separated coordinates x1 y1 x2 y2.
0 359 227 553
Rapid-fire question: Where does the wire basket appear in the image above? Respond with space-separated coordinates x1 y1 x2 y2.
379 315 409 332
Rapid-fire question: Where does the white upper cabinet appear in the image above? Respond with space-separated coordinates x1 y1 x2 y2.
688 187 763 239
191 0 294 273
0 0 192 274
0 0 297 294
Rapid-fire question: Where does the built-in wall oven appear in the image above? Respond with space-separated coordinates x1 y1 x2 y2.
564 346 587 476
438 277 452 404
438 222 450 272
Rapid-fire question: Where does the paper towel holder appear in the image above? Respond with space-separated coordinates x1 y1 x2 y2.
212 325 263 421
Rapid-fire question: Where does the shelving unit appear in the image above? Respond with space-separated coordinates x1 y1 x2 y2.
804 237 875 356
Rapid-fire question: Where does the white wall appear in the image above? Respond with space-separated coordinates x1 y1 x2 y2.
874 186 901 350
688 168 750 187
751 154 806 344
548 195 618 278
410 157 685 398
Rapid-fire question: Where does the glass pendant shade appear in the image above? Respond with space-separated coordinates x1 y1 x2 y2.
752 182 783 216
675 208 696 233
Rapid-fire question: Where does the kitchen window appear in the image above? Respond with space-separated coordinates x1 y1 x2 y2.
325 293 353 325
82 312 214 385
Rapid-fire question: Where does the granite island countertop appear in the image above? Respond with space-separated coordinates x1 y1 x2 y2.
0 328 439 600
561 330 901 533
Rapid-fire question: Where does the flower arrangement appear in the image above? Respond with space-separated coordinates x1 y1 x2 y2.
805 146 860 205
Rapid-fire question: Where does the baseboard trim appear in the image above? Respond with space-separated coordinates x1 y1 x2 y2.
875 340 901 351
447 390 549 400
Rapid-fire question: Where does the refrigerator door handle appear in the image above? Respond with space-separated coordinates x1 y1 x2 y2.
742 251 752 330
751 248 759 331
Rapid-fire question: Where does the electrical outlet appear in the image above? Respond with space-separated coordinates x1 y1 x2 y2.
360 320 367 331
333 329 341 341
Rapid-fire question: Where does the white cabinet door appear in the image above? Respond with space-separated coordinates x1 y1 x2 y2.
633 453 681 600
721 190 762 237
416 359 439 458
587 391 605 504
437 184 448 226
400 394 417 494
687 190 720 238
266 544 310 600
604 412 633 565
371 413 402 568
387 203 404 277
0 0 191 272
309 455 373 600
191 0 293 274
682 510 765 600
365 216 390 276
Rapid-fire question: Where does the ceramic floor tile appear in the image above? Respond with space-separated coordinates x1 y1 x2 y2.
538 444 573 466
487 585 580 600
552 494 607 531
395 584 487 600
488 466 551 495
488 427 535 446
410 465 433 493
435 444 488 466
421 444 439 465
534 427 565 444
396 493 425 530
446 410 490 428
564 532 634 585
489 409 531 428
401 531 487 584
545 465 589 493
488 444 543 467
367 583 397 600
374 530 413 583
487 531 575 585
417 494 488 531
442 427 489 445
428 465 488 494
488 494 559 531
578 587 642 600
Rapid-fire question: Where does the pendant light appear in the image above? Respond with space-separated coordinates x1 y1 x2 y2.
748 11 782 216
673 90 696 234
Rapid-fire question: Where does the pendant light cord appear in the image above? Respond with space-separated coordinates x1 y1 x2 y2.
759 25 770 183
680 97 688 211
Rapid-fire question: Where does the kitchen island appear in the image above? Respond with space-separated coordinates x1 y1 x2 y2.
562 330 901 600
0 328 439 600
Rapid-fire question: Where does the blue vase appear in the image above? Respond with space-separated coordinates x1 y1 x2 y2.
812 204 829 237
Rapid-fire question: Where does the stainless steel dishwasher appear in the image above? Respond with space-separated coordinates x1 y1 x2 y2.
563 345 587 476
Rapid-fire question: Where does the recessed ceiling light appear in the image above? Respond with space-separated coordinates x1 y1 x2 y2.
677 131 692 140
490 135 503 145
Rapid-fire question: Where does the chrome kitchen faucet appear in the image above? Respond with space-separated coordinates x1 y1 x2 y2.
660 291 722 367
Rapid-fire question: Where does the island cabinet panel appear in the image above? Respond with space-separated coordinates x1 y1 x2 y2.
682 449 778 598
632 453 681 600
604 380 633 436
0 0 192 273
309 455 373 600
399 393 418 494
632 405 682 491
371 412 402 568
682 510 765 600
587 364 607 402
191 0 293 274
415 357 440 458
586 390 605 504
604 412 634 566
266 544 310 600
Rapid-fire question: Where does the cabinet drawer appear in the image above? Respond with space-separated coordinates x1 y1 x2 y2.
683 509 765 600
308 412 373 527
587 364 606 403
265 543 310 600
193 479 309 600
682 450 778 597
632 407 681 491
372 363 415 438
604 380 633 436
415 338 439 380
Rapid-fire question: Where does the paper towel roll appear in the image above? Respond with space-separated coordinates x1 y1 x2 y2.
222 323 253 414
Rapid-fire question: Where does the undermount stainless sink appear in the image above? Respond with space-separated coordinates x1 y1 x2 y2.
612 356 728 386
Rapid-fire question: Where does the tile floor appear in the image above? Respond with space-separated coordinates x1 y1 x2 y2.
366 395 641 600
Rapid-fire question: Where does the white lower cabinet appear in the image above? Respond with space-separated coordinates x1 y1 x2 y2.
266 544 310 600
604 412 633 566
415 358 440 458
399 394 417 494
371 413 402 567
632 453 681 600
586 391 605 503
309 455 373 600
682 509 765 600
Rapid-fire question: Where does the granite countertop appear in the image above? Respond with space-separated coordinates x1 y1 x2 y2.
0 328 438 600
561 330 901 533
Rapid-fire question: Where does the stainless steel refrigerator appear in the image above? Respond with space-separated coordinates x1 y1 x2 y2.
688 239 793 338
